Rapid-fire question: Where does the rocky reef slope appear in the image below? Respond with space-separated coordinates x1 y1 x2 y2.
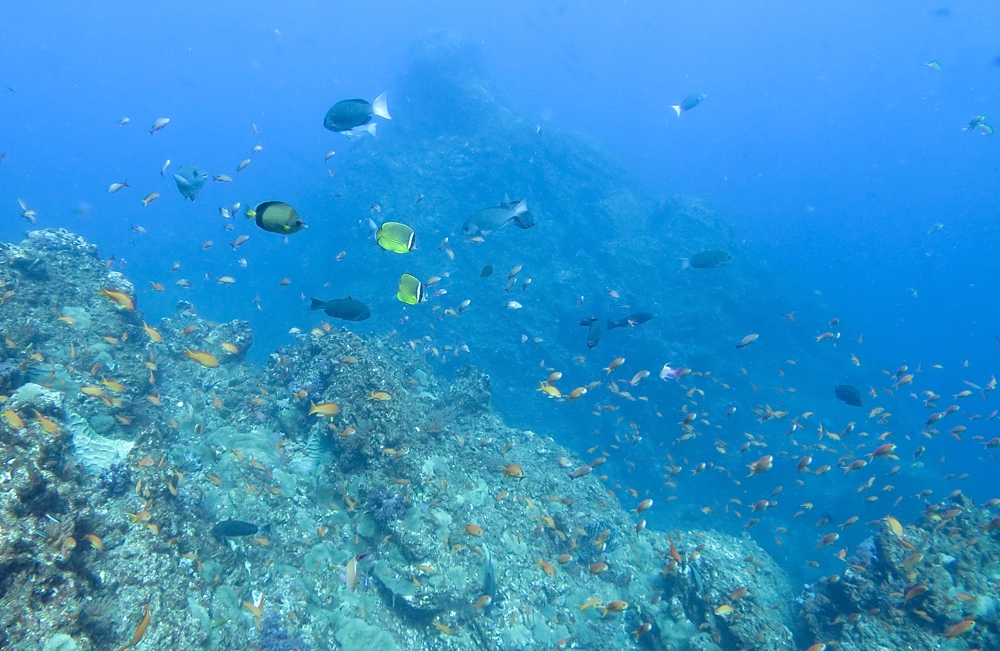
0 228 804 651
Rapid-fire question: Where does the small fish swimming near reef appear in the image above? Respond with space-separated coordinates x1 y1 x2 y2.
681 250 732 270
580 317 603 349
928 223 944 234
114 603 151 651
211 519 270 541
107 180 129 194
140 192 159 207
735 333 758 349
323 92 391 134
926 61 941 70
461 196 534 237
481 544 497 604
309 402 340 417
160 159 170 176
309 296 371 321
248 202 307 235
607 312 654 330
480 265 494 277
98 288 135 311
671 92 706 116
184 348 219 368
17 198 36 223
374 221 416 253
173 165 209 201
835 384 864 407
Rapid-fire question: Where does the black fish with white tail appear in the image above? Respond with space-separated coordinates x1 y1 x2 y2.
309 296 371 321
212 520 271 541
671 92 707 116
324 92 391 133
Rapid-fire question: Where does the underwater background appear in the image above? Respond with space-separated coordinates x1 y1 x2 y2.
1 2 999 651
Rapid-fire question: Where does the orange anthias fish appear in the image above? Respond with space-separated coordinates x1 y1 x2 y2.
598 600 628 617
940 619 975 639
3 408 25 430
114 603 151 651
141 322 163 343
183 348 219 368
32 409 60 435
308 401 340 417
603 358 625 374
98 288 135 312
538 383 561 399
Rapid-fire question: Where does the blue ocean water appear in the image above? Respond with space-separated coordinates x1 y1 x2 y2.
2 0 998 596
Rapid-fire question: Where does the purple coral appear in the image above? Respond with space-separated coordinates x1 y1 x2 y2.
98 462 132 497
258 611 310 651
369 484 404 523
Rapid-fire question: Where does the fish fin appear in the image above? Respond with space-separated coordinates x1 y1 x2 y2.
309 298 325 311
371 92 391 120
607 319 617 330
671 105 681 117
502 193 511 206
173 174 190 187
367 122 378 137
260 524 273 535
679 258 690 271
512 200 527 215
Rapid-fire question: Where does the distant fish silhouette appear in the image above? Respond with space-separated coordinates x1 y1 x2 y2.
835 384 864 407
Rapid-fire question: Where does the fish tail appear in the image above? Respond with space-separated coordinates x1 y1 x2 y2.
671 105 681 117
246 208 256 220
367 122 378 138
606 319 617 331
679 258 690 271
371 92 391 120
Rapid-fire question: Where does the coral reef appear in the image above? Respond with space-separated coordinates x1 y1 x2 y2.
797 492 1000 651
0 227 804 651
